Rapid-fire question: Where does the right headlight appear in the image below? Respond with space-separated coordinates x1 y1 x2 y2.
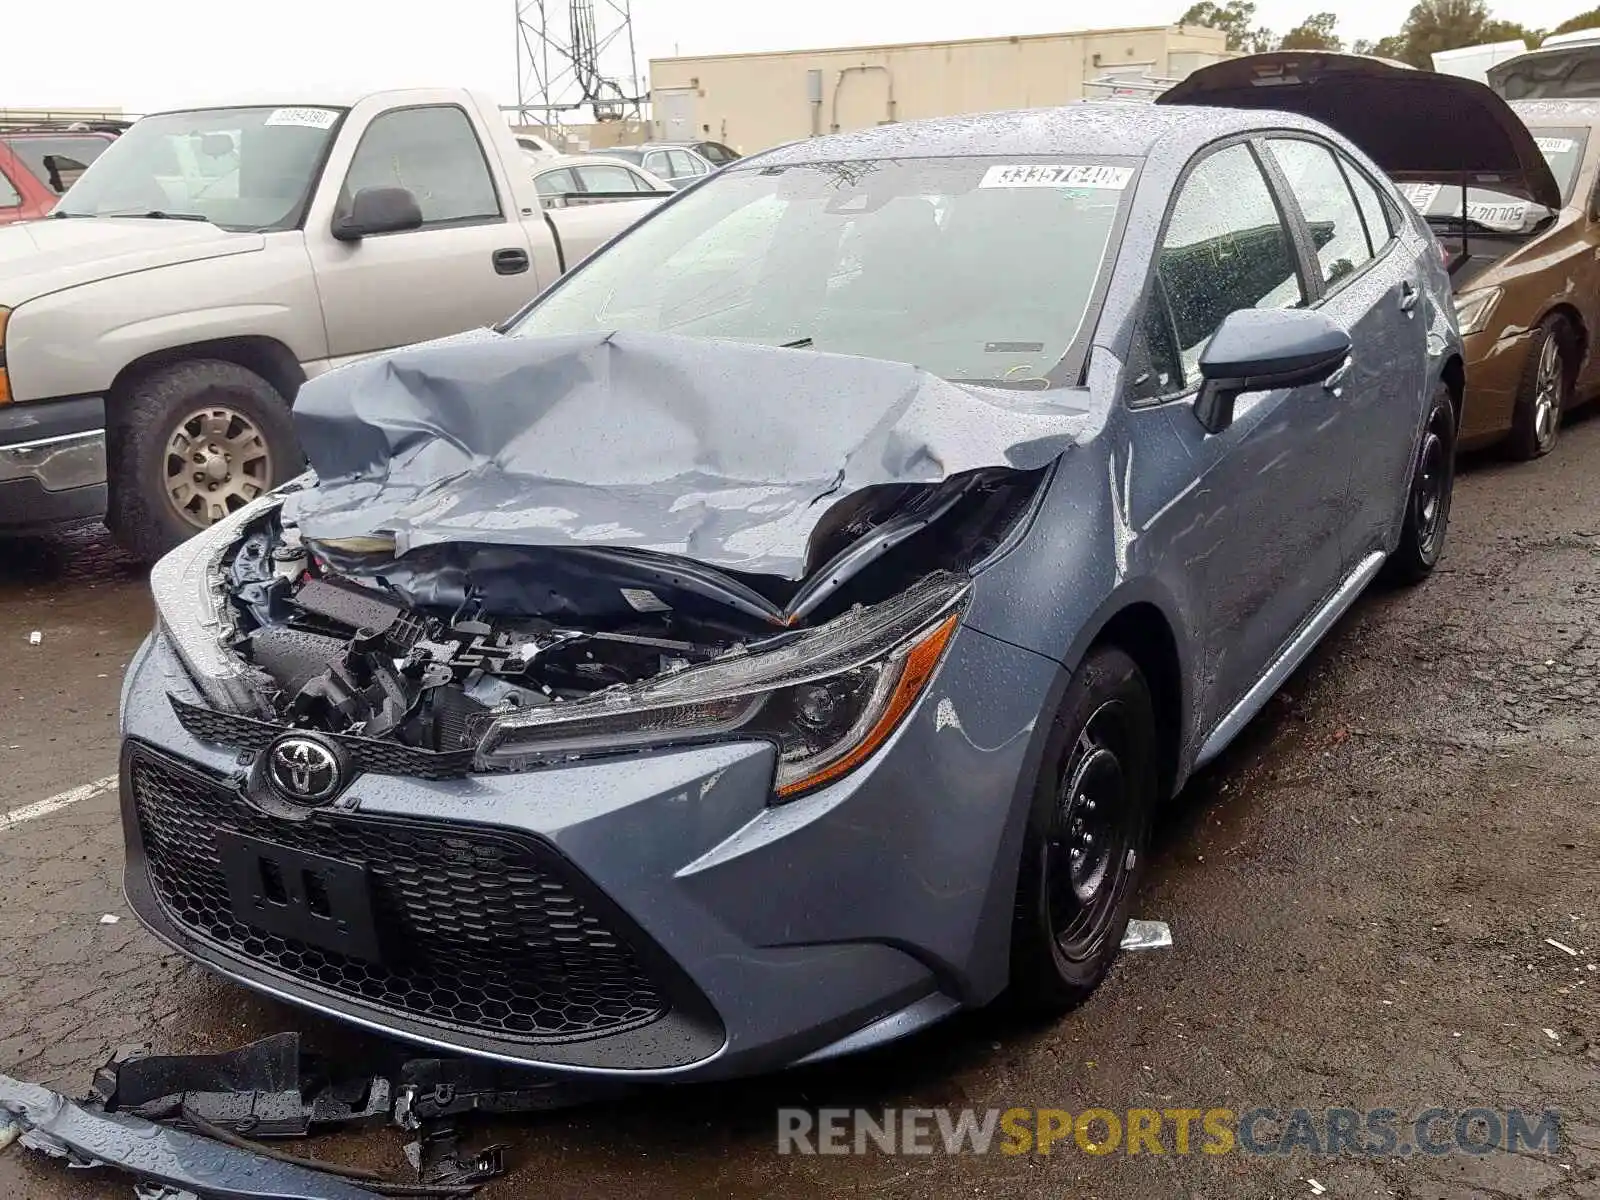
479 572 968 800
1453 287 1502 337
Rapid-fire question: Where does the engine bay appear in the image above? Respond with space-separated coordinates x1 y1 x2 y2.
223 522 741 753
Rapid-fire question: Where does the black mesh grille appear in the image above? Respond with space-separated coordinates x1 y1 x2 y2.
170 696 474 781
128 746 668 1042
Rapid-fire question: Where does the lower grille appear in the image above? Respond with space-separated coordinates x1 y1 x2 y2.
128 746 668 1042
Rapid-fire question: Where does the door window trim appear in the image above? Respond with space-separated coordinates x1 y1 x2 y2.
337 102 507 236
1125 133 1313 409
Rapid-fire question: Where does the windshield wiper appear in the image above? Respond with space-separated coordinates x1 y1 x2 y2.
48 210 96 218
105 210 211 223
780 337 814 349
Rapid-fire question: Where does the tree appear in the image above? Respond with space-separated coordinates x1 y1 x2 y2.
1279 11 1344 50
1176 1 1276 52
1551 7 1600 35
1380 0 1534 68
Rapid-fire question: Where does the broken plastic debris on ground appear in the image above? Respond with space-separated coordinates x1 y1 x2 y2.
1120 919 1172 950
0 1032 632 1197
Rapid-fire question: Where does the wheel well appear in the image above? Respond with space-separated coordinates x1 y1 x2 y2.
1091 604 1182 799
1441 354 1465 426
1545 303 1588 380
105 337 305 428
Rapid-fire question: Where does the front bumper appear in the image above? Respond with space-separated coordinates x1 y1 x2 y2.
0 396 108 528
119 621 1063 1081
1457 326 1532 450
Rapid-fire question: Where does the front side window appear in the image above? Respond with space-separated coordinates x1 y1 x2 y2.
669 149 705 177
510 155 1135 387
1267 138 1374 289
574 163 641 193
1148 142 1303 391
53 106 340 230
344 106 500 227
0 168 20 207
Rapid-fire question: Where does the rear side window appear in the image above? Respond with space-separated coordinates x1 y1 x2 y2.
345 105 501 227
1139 142 1304 395
1266 138 1374 288
1341 159 1395 251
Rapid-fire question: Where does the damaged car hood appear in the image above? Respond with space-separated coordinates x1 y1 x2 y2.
1159 51 1563 211
284 330 1092 583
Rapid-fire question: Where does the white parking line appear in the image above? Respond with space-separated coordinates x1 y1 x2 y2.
0 775 118 830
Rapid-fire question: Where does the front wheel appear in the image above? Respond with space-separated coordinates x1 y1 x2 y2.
1507 315 1573 461
108 359 302 563
1381 386 1456 587
1008 645 1156 1014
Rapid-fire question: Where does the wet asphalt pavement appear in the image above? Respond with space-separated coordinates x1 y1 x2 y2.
0 419 1596 1199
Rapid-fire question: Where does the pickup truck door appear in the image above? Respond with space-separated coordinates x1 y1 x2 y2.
305 103 539 359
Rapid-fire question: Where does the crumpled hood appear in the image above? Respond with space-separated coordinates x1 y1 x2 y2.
285 330 1092 581
0 217 263 305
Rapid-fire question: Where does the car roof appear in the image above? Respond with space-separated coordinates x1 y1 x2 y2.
750 103 1321 165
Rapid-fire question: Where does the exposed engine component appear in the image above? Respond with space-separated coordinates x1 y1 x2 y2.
226 531 732 751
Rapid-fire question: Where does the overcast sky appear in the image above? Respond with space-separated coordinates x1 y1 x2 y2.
7 0 1590 114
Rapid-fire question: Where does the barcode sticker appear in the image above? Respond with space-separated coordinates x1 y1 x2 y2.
264 107 340 130
978 164 1134 190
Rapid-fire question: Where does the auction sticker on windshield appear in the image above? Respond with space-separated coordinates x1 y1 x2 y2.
1466 201 1527 230
1535 136 1575 154
979 165 1133 190
264 107 341 129
1397 182 1442 212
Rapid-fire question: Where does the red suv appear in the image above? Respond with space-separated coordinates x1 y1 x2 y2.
0 124 125 223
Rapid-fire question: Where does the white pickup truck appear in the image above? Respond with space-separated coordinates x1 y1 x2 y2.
0 87 665 561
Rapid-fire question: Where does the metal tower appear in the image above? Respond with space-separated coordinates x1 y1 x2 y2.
512 0 645 126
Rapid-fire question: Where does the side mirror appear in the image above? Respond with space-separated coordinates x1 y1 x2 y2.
1194 308 1352 434
333 186 423 241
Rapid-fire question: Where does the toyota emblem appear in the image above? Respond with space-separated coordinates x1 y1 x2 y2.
266 734 344 805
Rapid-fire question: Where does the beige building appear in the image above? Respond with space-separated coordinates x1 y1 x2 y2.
649 24 1230 154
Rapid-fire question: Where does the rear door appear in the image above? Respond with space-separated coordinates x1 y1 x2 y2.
307 104 538 358
1127 138 1349 719
1260 135 1421 563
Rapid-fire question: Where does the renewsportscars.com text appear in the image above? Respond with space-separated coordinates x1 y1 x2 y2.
777 1106 1561 1157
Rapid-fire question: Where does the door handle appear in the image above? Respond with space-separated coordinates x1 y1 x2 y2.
1323 357 1354 395
1399 281 1419 313
493 247 530 276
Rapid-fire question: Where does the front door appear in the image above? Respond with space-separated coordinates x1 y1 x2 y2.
306 103 537 360
1130 139 1351 726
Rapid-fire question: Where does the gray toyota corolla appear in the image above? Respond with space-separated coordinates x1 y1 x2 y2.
119 75 1536 1081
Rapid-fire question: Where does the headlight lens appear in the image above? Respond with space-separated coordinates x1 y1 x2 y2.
1453 287 1502 337
479 572 968 799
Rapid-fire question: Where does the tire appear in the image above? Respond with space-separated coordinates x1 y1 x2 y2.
1008 645 1157 1014
1506 314 1574 461
1381 386 1456 587
108 359 302 564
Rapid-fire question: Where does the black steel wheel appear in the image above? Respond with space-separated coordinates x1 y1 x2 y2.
1009 644 1156 1013
1382 386 1456 587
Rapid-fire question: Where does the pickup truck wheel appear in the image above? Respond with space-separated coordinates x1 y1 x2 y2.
109 360 301 563
1007 645 1155 1015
